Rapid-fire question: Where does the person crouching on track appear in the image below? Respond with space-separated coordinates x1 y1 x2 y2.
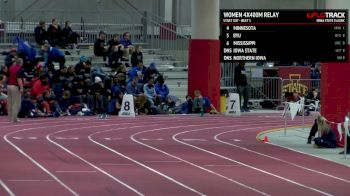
312 115 337 148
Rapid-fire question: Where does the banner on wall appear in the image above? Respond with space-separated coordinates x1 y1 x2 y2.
279 66 311 96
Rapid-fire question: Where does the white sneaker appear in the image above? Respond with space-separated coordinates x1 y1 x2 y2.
12 119 21 123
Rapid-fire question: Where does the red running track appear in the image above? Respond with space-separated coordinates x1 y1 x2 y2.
0 114 350 196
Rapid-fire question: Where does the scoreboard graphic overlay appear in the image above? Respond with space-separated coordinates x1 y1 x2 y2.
221 10 348 62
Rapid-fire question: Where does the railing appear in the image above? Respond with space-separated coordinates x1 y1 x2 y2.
220 62 321 108
1 10 144 24
144 11 190 66
250 77 283 103
221 62 236 88
0 10 190 67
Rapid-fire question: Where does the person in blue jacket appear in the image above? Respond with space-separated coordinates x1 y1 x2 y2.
42 44 65 72
119 32 134 60
128 60 146 84
155 75 169 102
192 89 218 114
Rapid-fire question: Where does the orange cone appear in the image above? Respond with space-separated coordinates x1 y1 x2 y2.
263 136 269 142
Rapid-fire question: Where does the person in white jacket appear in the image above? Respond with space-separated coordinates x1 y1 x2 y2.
143 78 159 106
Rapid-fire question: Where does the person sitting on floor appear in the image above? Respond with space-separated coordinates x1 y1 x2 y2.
311 115 337 148
180 95 193 114
18 91 38 118
107 90 124 115
143 78 160 106
88 76 108 115
155 75 169 102
192 89 218 114
129 60 146 84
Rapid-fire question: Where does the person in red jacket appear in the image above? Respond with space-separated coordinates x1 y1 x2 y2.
31 74 50 100
7 58 25 122
31 74 52 115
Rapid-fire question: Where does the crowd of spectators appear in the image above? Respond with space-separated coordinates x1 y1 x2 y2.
0 18 218 118
34 18 80 49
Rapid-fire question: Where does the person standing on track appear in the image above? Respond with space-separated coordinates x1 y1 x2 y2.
234 61 249 112
7 58 25 122
339 112 350 154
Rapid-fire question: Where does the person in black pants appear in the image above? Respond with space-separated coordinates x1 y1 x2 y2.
307 119 318 144
94 31 108 61
234 61 249 112
47 18 64 48
310 115 337 148
34 20 47 46
62 20 80 48
339 134 350 154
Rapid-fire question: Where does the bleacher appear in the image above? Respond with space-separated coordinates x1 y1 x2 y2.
0 40 188 101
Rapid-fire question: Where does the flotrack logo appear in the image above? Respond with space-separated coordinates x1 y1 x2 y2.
307 11 346 19
306 12 326 19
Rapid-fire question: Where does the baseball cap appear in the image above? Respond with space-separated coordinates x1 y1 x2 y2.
80 56 87 63
149 62 156 69
95 76 102 83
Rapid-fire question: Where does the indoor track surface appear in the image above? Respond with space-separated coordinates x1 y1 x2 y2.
1 114 350 196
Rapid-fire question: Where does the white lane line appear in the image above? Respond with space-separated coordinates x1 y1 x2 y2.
204 164 242 167
140 138 164 141
100 163 133 166
232 139 241 142
56 171 97 173
8 179 54 182
48 119 201 195
144 160 182 163
28 137 38 140
89 125 206 196
132 124 269 196
173 125 333 196
47 124 152 196
103 138 123 141
182 138 207 142
1 118 93 130
258 116 283 118
215 130 350 183
0 179 15 196
4 122 84 196
55 137 79 140
12 137 23 140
